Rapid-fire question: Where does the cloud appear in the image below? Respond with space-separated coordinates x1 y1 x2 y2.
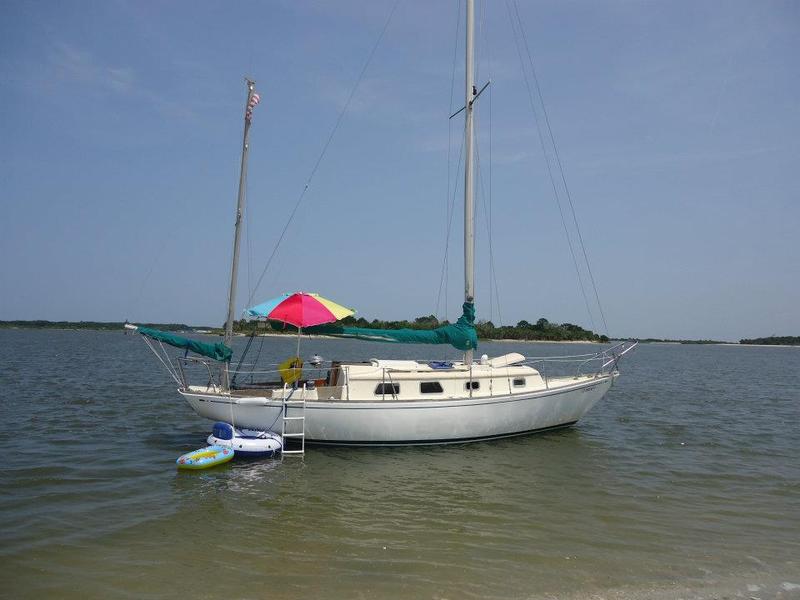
50 42 135 94
576 144 779 173
43 41 189 119
492 150 530 165
321 76 389 115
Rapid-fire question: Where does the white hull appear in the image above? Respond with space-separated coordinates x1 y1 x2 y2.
179 374 615 445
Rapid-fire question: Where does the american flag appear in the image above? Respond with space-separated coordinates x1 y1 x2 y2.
245 92 261 122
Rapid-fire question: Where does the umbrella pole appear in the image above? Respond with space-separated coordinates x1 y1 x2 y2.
296 327 302 358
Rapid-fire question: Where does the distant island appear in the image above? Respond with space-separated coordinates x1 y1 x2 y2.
339 316 609 343
629 337 728 345
0 320 204 332
1 317 608 342
739 336 800 346
3 320 796 346
619 335 799 346
237 316 610 343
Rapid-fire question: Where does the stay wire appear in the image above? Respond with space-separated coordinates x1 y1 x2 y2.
481 0 499 325
512 0 609 336
505 0 597 333
435 130 466 320
473 0 501 325
246 0 402 308
130 233 168 321
435 0 462 322
475 136 503 326
244 155 253 306
487 91 497 323
245 51 255 306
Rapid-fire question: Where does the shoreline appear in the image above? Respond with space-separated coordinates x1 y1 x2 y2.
2 326 797 347
486 338 601 344
231 332 605 344
220 332 606 344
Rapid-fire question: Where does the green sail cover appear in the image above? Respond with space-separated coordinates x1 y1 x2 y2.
306 302 478 351
137 327 233 362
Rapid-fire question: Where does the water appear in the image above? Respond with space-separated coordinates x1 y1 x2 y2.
1 330 798 599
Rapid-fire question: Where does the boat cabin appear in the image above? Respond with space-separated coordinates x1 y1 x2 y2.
221 352 548 402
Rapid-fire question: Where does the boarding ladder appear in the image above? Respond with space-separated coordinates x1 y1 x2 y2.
280 383 306 456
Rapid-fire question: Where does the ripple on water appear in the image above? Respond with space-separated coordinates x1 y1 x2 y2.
1 333 799 599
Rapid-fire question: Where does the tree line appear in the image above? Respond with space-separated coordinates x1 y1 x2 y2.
0 320 198 332
2 318 606 341
739 336 800 346
7 320 795 346
233 315 609 343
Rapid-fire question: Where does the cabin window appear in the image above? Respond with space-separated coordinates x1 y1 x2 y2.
420 381 444 394
465 381 480 391
513 378 526 387
374 383 400 396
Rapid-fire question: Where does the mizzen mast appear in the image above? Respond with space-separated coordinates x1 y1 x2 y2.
224 78 258 347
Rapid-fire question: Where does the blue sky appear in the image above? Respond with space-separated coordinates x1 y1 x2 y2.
1 1 798 341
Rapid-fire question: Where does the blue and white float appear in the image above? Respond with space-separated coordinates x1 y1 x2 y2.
207 422 282 457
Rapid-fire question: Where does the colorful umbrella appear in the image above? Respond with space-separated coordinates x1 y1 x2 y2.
245 292 355 361
245 292 354 327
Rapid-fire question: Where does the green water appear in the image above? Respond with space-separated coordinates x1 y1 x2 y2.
1 330 798 599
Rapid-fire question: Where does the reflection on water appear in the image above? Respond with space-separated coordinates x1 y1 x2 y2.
1 330 799 599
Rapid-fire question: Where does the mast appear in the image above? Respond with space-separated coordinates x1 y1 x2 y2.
224 78 256 348
464 0 475 365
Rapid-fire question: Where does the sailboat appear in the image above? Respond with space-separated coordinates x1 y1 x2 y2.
128 0 636 446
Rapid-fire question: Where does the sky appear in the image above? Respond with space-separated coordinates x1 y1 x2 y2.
1 0 798 341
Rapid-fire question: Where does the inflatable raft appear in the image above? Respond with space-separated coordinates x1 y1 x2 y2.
207 422 282 457
176 445 234 470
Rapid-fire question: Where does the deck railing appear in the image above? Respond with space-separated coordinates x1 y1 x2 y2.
519 340 636 377
162 341 638 394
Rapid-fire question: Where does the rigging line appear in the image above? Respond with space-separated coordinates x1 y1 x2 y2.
480 0 496 323
130 233 168 320
245 44 256 306
243 56 258 335
244 157 253 306
475 134 503 326
250 333 266 384
246 0 402 308
504 0 596 333
490 82 500 324
474 0 488 320
487 52 493 321
438 0 462 323
449 0 462 113
488 86 500 324
435 128 466 319
232 328 257 387
512 0 609 336
476 0 486 84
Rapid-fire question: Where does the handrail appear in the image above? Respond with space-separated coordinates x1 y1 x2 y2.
575 340 638 378
601 340 638 371
176 356 221 391
170 341 638 392
177 351 631 379
181 342 629 370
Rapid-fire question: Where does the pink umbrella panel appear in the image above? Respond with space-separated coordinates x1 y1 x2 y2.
244 292 355 361
245 292 355 328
